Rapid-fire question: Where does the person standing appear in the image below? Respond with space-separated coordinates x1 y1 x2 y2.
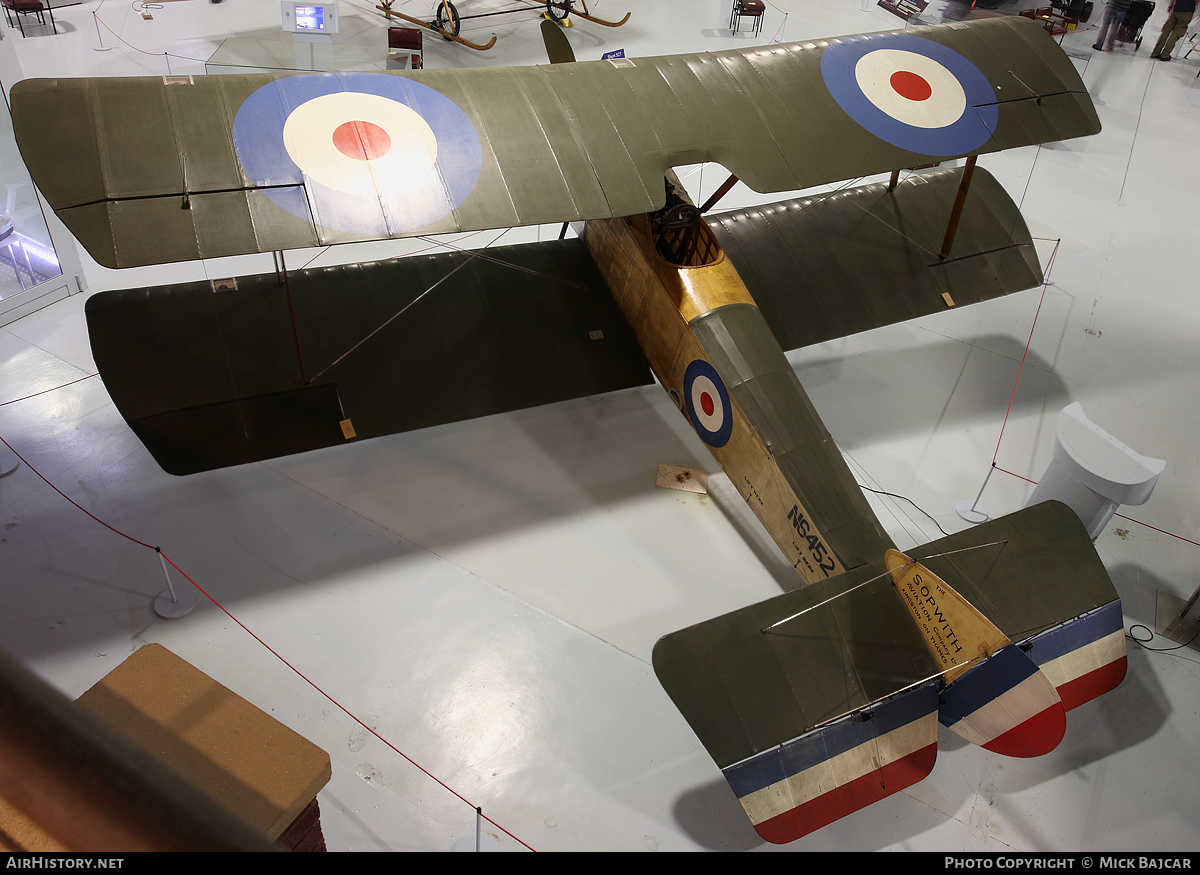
1150 0 1199 60
1094 0 1134 50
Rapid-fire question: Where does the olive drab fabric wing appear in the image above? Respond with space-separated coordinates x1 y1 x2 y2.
10 16 1098 268
83 162 1040 477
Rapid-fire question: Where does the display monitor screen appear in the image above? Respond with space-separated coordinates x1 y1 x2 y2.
283 2 337 33
295 5 325 30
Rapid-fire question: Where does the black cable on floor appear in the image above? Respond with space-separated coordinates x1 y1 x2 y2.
859 484 950 538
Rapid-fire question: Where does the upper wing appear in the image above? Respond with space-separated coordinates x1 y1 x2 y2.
12 16 1097 268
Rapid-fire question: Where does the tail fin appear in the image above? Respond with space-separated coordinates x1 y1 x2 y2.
938 643 1067 757
885 549 1067 758
540 18 575 63
936 592 1123 758
935 596 1127 756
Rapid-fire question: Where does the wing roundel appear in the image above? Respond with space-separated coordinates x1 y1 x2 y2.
231 72 484 237
819 30 999 157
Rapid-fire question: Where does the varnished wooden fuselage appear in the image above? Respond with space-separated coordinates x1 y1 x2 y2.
585 212 892 583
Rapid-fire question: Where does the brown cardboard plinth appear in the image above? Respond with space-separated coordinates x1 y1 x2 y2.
1 643 331 851
76 643 331 847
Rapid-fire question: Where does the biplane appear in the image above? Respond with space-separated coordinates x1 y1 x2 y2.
9 16 1127 843
377 0 630 51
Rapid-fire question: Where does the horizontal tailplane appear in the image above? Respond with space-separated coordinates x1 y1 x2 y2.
653 500 1125 841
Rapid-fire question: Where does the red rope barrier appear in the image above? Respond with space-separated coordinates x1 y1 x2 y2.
1 418 536 850
91 1 210 66
991 241 1059 466
0 433 155 550
992 465 1037 486
992 465 1199 548
985 243 1196 551
1112 512 1200 549
158 553 537 851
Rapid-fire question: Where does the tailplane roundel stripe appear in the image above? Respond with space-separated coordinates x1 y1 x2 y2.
751 744 937 843
722 682 940 843
1027 600 1128 711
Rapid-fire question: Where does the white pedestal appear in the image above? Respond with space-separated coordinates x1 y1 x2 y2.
1026 403 1164 539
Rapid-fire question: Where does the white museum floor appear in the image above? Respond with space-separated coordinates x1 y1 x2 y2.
0 0 1197 853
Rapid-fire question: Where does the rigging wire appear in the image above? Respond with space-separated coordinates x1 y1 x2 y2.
207 225 589 390
303 228 514 384
837 441 940 546
762 540 1007 633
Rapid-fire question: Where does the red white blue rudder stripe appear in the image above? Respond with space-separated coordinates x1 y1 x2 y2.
821 32 1000 157
231 72 483 237
938 643 1066 758
721 681 939 844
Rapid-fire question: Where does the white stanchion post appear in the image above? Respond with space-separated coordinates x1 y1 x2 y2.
955 464 993 524
93 13 113 51
153 547 196 619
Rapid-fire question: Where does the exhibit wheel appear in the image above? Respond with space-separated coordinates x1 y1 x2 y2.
435 0 460 36
546 0 573 22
